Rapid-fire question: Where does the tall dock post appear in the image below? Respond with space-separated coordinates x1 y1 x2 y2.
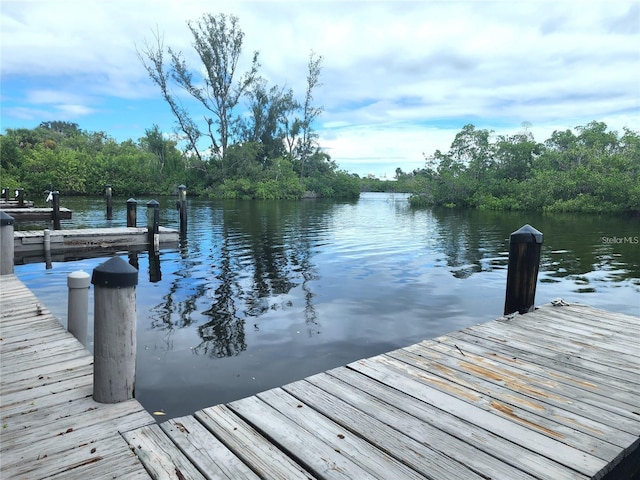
504 224 543 315
146 200 160 251
43 228 52 269
1 188 9 201
177 184 187 235
91 257 138 403
52 190 61 230
16 188 25 207
67 271 90 348
0 212 15 275
127 198 137 227
105 184 113 220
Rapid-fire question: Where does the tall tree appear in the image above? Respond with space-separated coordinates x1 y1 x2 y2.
138 13 260 169
295 51 324 178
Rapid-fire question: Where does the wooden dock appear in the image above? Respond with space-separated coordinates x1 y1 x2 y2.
13 227 180 264
1 207 72 221
1 272 638 479
123 302 639 480
0 274 155 479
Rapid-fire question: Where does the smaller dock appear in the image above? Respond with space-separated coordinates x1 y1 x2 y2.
14 226 180 263
0 274 155 479
1 207 72 222
0 200 35 208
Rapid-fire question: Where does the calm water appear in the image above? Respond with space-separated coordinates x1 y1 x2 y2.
14 193 640 419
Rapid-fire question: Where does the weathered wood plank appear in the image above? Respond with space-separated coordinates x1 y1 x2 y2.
348 356 607 476
1 362 93 396
324 368 586 480
1 355 92 389
462 322 640 384
161 416 260 480
387 347 638 452
123 424 208 480
227 395 377 479
492 312 640 364
450 329 640 396
420 339 640 435
1 432 139 480
195 405 315 479
284 376 540 480
257 388 429 480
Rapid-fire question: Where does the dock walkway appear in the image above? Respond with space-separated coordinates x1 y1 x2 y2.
1 272 638 479
125 303 640 480
0 274 155 479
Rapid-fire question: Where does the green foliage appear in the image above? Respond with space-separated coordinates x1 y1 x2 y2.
409 121 639 215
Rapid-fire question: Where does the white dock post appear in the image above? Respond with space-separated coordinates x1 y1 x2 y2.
91 256 138 403
67 270 90 348
0 211 15 275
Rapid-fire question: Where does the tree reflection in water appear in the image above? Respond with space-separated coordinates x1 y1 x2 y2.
149 199 331 357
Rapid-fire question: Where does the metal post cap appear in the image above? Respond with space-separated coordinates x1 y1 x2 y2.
91 256 138 287
127 198 137 204
68 270 91 288
147 199 159 207
0 211 15 226
509 224 543 244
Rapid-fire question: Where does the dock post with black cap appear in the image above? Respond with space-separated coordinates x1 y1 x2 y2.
177 184 187 235
91 256 138 403
127 198 137 227
51 190 61 230
105 184 113 220
504 224 544 315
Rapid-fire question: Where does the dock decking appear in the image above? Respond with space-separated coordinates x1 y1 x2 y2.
124 302 639 480
13 227 180 264
1 207 72 222
1 271 638 479
0 274 155 479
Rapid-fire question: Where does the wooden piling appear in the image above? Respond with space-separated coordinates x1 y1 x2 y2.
177 184 187 235
126 198 137 227
43 228 52 269
0 211 15 275
52 191 61 230
504 224 543 315
146 200 159 251
16 188 25 207
67 270 90 348
91 256 138 403
105 184 113 220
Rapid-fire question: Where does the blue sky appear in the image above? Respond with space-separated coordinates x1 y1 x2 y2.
1 0 638 178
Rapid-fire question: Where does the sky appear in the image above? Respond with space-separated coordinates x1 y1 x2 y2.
1 1 639 178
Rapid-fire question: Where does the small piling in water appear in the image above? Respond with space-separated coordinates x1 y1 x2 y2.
504 224 543 315
146 200 159 251
0 211 15 275
177 184 187 236
52 191 61 230
105 184 113 220
127 198 137 227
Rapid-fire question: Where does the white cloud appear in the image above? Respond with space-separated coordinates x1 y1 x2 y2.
1 0 638 175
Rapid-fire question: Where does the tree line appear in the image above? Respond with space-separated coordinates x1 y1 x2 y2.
393 121 638 215
0 120 359 200
0 12 360 200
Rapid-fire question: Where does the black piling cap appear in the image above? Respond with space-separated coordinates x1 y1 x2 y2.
91 256 138 288
509 224 543 244
127 198 137 204
0 211 15 226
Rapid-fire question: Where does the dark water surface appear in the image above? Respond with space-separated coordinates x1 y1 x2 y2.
14 193 640 419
